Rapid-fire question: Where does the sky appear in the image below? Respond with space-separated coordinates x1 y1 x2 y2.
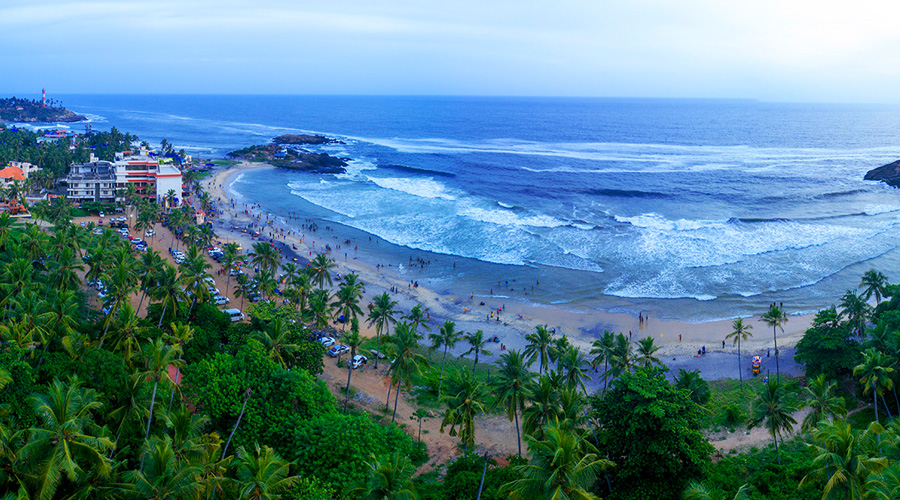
3 0 900 102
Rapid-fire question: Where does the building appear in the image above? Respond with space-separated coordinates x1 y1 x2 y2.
113 148 183 207
66 148 184 206
0 161 40 188
66 156 117 202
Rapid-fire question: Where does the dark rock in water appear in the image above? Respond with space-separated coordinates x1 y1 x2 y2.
865 159 900 187
283 152 348 173
272 134 344 145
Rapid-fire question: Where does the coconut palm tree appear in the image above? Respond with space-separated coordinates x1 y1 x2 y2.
747 380 797 465
557 345 592 395
135 248 164 316
500 423 613 500
222 388 252 460
310 253 336 289
522 374 562 440
165 322 194 413
367 292 398 370
635 336 662 368
724 318 753 390
860 269 889 306
254 317 300 369
343 319 369 412
404 303 431 333
249 241 280 275
234 273 250 311
603 333 635 387
760 304 788 382
387 322 427 423
308 289 332 331
492 349 535 457
138 338 184 441
125 436 202 499
345 452 418 500
332 278 364 331
524 325 554 376
682 482 751 500
179 245 212 315
440 369 489 453
150 265 184 329
590 330 616 390
854 348 895 424
799 420 887 500
461 329 492 374
19 377 114 500
222 242 241 297
428 320 463 399
840 290 872 340
673 369 711 405
801 374 847 433
234 443 300 500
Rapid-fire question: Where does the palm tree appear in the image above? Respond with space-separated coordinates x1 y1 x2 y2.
590 330 616 390
19 378 115 500
522 374 562 440
332 278 364 331
125 436 201 499
492 349 534 457
673 369 711 405
524 325 554 376
440 369 489 453
461 329 492 374
682 482 751 500
603 333 635 387
801 374 847 432
635 336 662 368
254 317 300 369
725 318 753 391
854 348 895 424
135 248 164 316
222 242 241 297
404 303 431 333
150 265 184 329
222 388 252 460
234 273 250 311
249 241 280 275
310 253 336 289
138 338 184 441
343 319 369 412
165 322 194 413
500 423 613 500
411 409 429 443
345 452 418 500
760 304 788 382
367 292 398 370
747 380 797 465
387 322 428 422
799 420 887 500
234 443 300 500
179 245 212 315
840 290 872 340
308 289 333 331
429 320 463 399
558 345 592 395
860 269 888 305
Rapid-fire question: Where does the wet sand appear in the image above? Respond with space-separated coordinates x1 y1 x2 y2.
200 163 814 384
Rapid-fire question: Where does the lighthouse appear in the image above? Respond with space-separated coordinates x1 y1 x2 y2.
42 88 46 107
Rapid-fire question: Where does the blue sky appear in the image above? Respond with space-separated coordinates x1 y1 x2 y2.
3 0 900 101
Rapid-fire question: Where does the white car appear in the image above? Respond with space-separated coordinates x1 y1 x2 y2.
213 295 230 305
145 230 155 237
319 336 336 348
350 355 368 369
327 344 350 357
99 211 105 217
91 228 103 235
207 287 220 296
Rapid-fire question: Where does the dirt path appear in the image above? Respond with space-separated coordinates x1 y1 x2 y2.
708 408 811 453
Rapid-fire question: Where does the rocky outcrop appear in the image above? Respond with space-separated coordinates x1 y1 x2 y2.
226 144 348 173
272 134 344 145
865 160 900 187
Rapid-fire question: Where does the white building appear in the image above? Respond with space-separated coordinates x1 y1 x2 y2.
66 156 117 202
67 148 183 206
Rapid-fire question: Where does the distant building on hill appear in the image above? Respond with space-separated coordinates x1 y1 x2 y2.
65 147 183 205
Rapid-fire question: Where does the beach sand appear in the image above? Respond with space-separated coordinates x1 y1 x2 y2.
201 163 814 387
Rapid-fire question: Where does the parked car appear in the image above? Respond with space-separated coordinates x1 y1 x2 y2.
327 344 350 357
92 228 103 235
350 355 368 369
145 230 155 237
98 212 105 217
79 221 85 227
319 336 336 347
213 295 230 305
131 239 144 246
97 290 108 299
309 331 327 341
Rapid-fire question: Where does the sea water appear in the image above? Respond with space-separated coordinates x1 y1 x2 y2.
48 95 900 322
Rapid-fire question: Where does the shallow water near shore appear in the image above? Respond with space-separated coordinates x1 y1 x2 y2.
55 95 900 322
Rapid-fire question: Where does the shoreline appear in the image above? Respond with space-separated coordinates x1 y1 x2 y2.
201 163 815 382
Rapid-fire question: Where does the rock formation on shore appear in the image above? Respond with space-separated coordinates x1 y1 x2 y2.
0 97 86 123
226 144 348 173
865 159 900 187
272 134 344 145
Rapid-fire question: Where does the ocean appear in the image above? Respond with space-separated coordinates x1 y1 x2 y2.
39 95 900 322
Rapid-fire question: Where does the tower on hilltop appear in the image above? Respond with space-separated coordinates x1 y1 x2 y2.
42 88 46 107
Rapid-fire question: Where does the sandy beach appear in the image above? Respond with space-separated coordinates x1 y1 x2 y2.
200 163 814 386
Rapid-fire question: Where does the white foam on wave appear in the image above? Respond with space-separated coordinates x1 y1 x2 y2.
366 176 457 200
338 159 378 179
460 206 568 228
